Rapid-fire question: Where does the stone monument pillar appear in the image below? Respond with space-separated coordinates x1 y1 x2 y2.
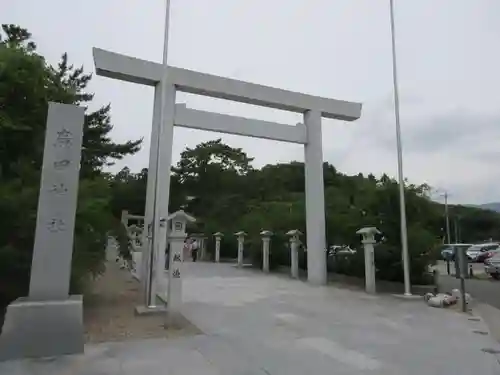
214 232 223 263
166 210 195 326
0 103 85 361
287 230 302 279
235 231 247 267
260 230 273 273
356 227 380 294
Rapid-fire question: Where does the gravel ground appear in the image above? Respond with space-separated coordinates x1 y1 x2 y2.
83 261 200 343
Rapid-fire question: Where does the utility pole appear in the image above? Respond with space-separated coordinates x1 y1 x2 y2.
454 217 460 243
443 191 451 245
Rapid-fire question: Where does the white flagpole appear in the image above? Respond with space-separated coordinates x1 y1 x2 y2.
389 0 411 296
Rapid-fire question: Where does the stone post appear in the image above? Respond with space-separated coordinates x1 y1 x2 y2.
191 233 207 261
0 103 85 361
214 232 223 263
287 230 302 279
121 209 129 227
235 231 247 267
198 235 207 260
166 210 195 326
260 230 273 272
356 227 380 294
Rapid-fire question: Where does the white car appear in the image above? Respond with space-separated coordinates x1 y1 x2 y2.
328 245 356 256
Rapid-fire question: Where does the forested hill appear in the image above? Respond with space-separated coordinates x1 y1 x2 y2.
477 203 500 213
110 139 500 252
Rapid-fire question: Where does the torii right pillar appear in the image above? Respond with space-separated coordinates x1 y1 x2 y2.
304 110 327 285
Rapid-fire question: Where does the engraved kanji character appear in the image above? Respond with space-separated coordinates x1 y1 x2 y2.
47 218 66 233
54 128 73 148
49 183 68 194
53 159 71 170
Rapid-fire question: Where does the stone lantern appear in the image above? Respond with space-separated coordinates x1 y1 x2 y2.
213 232 224 263
260 230 273 272
234 231 247 267
356 227 380 294
166 210 195 323
286 230 302 279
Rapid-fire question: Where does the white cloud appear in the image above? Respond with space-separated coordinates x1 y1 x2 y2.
4 0 500 204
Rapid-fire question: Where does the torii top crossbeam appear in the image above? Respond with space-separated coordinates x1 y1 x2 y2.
92 48 361 121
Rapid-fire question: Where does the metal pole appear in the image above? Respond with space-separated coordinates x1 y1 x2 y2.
454 217 459 244
389 0 411 296
444 191 451 245
146 0 172 307
457 247 467 313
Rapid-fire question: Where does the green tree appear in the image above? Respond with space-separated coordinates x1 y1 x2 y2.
0 24 141 180
171 138 253 218
104 141 500 285
0 25 141 309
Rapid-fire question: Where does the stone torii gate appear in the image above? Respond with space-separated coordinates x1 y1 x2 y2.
92 47 362 307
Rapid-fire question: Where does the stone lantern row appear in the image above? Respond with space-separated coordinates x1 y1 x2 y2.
128 224 381 294
213 229 304 279
216 226 381 293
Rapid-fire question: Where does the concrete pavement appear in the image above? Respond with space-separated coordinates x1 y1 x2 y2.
2 262 500 374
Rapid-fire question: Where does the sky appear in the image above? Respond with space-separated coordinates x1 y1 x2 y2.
4 0 500 204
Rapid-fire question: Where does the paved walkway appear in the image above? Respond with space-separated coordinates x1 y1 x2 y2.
2 262 500 374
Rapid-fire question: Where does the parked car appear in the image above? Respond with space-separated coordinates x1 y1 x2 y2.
484 252 500 279
466 243 499 263
479 247 500 263
328 245 356 257
440 244 473 261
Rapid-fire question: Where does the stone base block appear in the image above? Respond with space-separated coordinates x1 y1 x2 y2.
0 295 83 361
165 311 189 329
392 293 423 300
134 304 167 316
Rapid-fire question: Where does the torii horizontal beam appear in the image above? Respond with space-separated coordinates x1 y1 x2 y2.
93 48 362 121
174 104 307 144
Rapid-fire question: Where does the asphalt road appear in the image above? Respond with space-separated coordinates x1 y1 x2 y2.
439 274 500 309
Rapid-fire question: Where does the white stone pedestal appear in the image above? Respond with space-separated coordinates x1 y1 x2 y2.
167 234 184 325
0 296 83 361
263 238 271 272
132 252 142 280
356 227 380 294
235 231 247 268
260 230 273 273
363 240 376 294
290 240 299 279
165 210 194 327
287 230 302 279
214 232 223 263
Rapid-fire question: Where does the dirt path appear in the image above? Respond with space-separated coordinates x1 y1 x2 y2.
83 261 199 343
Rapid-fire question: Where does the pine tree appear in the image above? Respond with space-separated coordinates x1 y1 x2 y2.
0 24 142 179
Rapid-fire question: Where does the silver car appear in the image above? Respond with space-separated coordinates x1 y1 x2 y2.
484 252 500 279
